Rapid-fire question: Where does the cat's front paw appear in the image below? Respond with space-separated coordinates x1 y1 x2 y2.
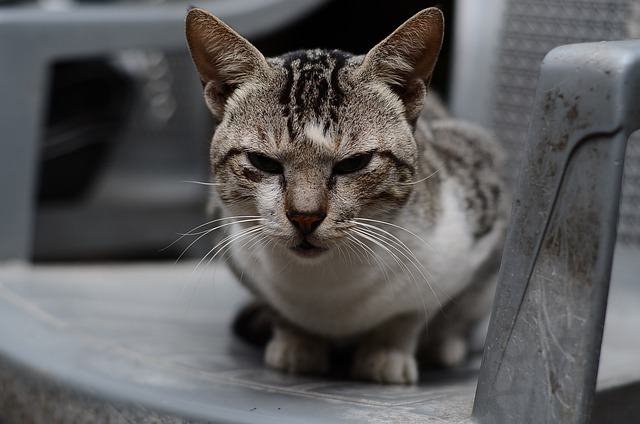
352 347 418 384
264 329 329 376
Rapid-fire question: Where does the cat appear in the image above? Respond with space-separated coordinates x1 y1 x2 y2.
185 7 509 384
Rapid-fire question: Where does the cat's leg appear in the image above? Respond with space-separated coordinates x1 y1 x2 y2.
351 312 424 384
232 300 274 347
232 301 330 375
265 324 330 376
419 260 499 368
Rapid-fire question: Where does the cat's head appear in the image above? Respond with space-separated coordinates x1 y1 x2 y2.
186 8 443 261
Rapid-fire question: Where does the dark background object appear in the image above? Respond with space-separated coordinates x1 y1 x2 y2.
253 0 453 99
38 59 132 204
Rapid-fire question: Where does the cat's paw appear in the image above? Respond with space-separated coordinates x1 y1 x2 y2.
436 335 468 368
420 335 469 368
264 332 329 376
352 347 418 384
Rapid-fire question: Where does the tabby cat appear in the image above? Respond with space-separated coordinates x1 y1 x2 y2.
185 7 508 384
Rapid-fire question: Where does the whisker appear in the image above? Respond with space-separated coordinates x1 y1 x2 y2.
193 225 265 276
175 215 257 312
354 221 452 308
275 253 295 275
162 215 263 253
180 225 266 308
244 229 272 255
249 234 273 275
353 225 446 312
354 217 439 258
183 225 264 298
233 235 272 286
353 221 438 284
351 229 416 282
333 240 348 264
221 227 270 283
347 237 373 266
346 235 396 302
334 239 356 266
181 180 223 186
167 217 265 269
180 215 264 238
398 165 445 186
351 228 431 323
210 227 270 294
345 236 377 268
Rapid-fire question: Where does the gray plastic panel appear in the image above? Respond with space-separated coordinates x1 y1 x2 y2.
473 41 640 423
0 262 477 423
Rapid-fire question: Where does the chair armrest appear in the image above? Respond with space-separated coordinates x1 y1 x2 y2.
473 40 640 423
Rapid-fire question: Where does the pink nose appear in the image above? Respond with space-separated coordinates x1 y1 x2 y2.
286 211 326 236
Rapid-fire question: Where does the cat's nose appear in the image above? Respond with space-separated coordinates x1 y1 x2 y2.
286 211 326 236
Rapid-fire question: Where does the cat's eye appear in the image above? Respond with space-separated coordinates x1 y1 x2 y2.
247 152 283 174
333 152 374 175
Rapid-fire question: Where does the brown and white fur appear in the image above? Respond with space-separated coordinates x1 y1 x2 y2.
185 7 508 384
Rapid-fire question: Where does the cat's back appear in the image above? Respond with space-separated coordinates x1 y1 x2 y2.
416 95 509 242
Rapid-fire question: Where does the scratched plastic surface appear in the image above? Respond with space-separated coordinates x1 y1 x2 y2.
0 261 477 423
473 40 640 424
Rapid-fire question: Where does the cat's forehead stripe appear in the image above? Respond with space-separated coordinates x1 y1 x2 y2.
278 49 351 137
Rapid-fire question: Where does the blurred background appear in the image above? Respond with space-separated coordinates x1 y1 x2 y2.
1 0 638 263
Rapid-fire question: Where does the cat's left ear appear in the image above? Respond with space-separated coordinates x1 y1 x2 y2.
359 8 444 123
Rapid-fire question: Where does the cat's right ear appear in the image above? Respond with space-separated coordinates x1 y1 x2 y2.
185 8 269 120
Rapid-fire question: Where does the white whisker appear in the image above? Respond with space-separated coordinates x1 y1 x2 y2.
351 229 418 283
353 224 446 313
193 225 264 275
354 217 439 258
226 229 271 284
354 231 430 327
181 180 223 186
162 215 263 253
174 219 263 270
353 221 438 284
182 225 264 299
354 221 453 308
398 165 445 186
249 235 273 273
345 237 373 266
174 216 265 309
182 225 264 307
351 227 432 323
334 239 359 266
345 235 396 302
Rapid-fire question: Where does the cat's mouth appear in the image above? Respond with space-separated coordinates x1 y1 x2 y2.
290 240 328 258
